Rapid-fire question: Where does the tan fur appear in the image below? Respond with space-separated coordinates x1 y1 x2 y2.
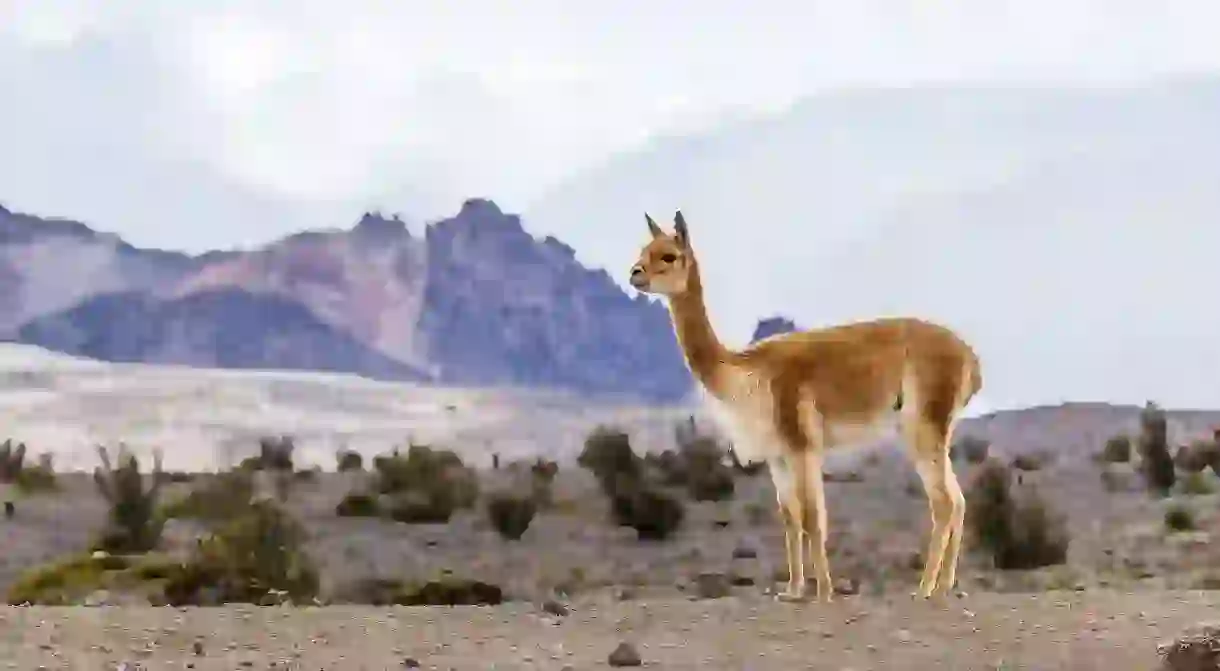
630 211 983 601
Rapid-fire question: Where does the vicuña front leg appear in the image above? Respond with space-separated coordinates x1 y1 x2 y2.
769 456 806 601
800 449 834 603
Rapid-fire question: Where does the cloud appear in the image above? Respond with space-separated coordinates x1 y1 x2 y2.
2 0 1220 251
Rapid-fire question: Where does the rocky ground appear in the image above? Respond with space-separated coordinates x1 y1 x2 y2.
3 590 1219 669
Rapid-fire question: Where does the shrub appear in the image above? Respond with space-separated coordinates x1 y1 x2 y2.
242 435 296 471
486 493 537 540
92 445 165 554
1176 440 1220 474
5 552 135 605
677 433 736 502
578 427 642 494
373 444 478 507
335 575 504 606
1137 401 1176 495
951 435 991 464
610 478 685 541
336 449 363 472
386 489 457 524
725 445 767 476
966 458 1069 570
335 492 380 517
1179 471 1216 496
1101 434 1132 463
161 470 255 523
163 500 319 606
528 457 558 507
15 456 57 493
1164 504 1195 532
1010 453 1046 472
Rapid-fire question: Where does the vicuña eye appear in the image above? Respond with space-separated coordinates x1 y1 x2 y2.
660 253 677 263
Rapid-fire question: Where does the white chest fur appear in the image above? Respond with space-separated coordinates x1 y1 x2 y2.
698 369 785 464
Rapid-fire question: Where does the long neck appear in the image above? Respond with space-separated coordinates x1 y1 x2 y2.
666 260 728 390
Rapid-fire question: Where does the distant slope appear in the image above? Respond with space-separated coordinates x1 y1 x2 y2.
16 288 430 381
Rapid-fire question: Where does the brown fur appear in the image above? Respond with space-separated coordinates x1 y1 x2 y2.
630 211 983 601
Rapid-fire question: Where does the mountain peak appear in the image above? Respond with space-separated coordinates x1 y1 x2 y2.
751 315 798 343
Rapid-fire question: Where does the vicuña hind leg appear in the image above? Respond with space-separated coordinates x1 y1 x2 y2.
907 422 962 599
768 455 806 601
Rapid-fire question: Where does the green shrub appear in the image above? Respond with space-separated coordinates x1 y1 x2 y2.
1101 435 1132 463
335 492 380 517
966 458 1069 570
1178 471 1216 496
386 489 457 524
336 449 364 472
610 478 685 541
578 427 642 494
486 493 537 540
1176 440 1220 474
1164 504 1196 532
951 435 991 464
1138 402 1176 495
163 500 319 606
92 445 165 554
161 470 255 523
373 444 478 507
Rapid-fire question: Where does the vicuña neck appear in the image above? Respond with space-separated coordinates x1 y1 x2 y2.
666 262 728 391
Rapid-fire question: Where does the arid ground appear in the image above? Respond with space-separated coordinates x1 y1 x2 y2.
2 347 1220 669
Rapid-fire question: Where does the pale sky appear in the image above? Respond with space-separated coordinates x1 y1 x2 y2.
3 0 1220 251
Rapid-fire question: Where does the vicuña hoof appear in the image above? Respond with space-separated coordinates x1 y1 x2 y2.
775 588 807 603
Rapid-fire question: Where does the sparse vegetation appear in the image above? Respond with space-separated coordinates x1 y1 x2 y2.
162 500 320 606
335 491 380 517
161 469 255 522
486 492 537 540
1101 434 1133 463
92 445 165 554
579 426 685 540
372 444 479 524
1164 504 1196 532
951 435 991 464
336 449 364 472
966 458 1069 570
1137 401 1176 495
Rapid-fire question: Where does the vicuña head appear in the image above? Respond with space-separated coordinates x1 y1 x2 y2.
629 211 697 298
629 209 984 605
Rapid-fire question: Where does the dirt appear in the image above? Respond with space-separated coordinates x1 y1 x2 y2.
1 590 1215 670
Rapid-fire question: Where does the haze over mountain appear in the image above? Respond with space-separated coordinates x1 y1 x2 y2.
526 79 1220 410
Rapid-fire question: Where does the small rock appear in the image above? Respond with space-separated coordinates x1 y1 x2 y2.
834 578 859 596
608 642 642 667
402 658 421 668
192 641 203 656
541 599 569 617
693 572 731 599
732 544 758 559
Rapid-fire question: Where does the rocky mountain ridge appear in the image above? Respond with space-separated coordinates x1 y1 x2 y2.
1 199 692 400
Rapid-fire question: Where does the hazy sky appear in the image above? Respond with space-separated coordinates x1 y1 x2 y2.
3 1 1220 252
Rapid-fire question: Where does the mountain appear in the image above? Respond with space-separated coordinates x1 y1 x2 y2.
750 316 798 343
1 199 691 401
524 78 1220 409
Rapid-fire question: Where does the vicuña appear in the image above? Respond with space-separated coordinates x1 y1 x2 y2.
629 211 982 602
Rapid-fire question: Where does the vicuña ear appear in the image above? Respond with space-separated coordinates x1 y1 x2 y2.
645 213 665 239
673 210 689 247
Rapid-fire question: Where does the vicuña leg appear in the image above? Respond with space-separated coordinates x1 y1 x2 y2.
908 422 963 599
934 451 966 596
769 455 806 601
798 448 833 602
